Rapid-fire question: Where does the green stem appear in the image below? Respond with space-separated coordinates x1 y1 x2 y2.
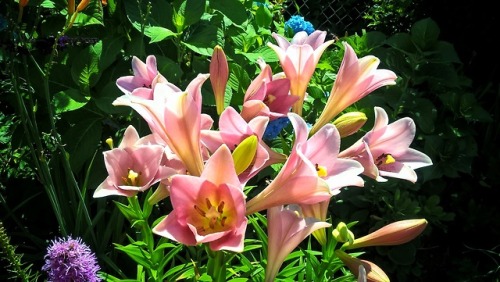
10 56 68 236
207 247 226 282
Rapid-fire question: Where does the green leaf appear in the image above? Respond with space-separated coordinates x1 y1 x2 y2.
411 18 440 51
72 0 104 27
227 63 250 105
156 55 183 84
255 5 272 27
210 0 248 25
235 45 278 63
386 33 417 53
100 36 126 71
114 243 153 268
181 0 206 26
144 26 177 43
125 0 176 42
71 41 103 95
93 81 130 114
64 118 102 174
52 88 89 114
183 23 220 56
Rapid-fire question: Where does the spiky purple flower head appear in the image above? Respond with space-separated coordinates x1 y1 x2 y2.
42 236 101 282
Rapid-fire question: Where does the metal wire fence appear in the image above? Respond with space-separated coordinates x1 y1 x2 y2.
284 0 370 36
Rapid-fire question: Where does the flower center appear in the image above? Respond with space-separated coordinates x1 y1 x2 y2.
264 94 276 105
122 168 141 186
375 153 396 167
193 198 229 235
315 163 328 177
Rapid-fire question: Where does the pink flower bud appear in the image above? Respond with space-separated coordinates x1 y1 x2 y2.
209 45 229 115
344 219 427 249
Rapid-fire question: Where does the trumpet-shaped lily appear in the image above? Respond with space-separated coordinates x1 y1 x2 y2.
93 126 174 198
201 107 286 184
209 45 229 115
343 219 428 250
268 30 335 115
335 250 390 282
310 42 397 135
116 55 177 99
113 74 209 176
265 205 331 282
339 107 433 183
240 59 298 121
285 113 363 244
245 113 341 215
152 145 247 252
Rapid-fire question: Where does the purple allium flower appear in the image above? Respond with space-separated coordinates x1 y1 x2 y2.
285 15 315 35
42 236 101 282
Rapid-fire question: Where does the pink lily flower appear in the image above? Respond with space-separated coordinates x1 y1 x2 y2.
201 106 286 184
152 145 247 252
116 55 179 99
339 107 433 183
268 30 335 115
285 113 364 244
245 113 335 215
240 59 298 122
93 125 175 198
113 74 210 176
310 42 397 135
265 205 331 282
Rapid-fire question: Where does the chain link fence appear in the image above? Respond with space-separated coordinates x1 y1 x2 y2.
284 0 370 36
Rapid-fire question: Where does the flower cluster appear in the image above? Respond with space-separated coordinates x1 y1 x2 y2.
285 15 315 35
94 29 432 281
42 236 101 282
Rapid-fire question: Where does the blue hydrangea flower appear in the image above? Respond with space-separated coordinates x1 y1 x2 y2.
42 236 101 282
285 15 315 35
263 117 290 141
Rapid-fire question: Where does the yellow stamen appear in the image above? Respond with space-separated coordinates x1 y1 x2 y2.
127 169 140 186
384 154 396 164
315 164 328 177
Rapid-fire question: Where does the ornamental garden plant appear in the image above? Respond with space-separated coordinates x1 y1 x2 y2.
1 0 490 281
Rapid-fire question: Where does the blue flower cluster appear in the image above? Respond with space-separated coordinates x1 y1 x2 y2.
263 117 291 141
285 15 315 35
42 236 101 282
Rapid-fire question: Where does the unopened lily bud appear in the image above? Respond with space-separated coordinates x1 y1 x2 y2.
210 45 229 115
335 250 390 282
148 182 170 205
19 0 29 7
76 0 90 12
343 219 428 250
333 112 367 138
232 135 258 175
105 137 114 149
68 0 75 15
332 222 355 244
